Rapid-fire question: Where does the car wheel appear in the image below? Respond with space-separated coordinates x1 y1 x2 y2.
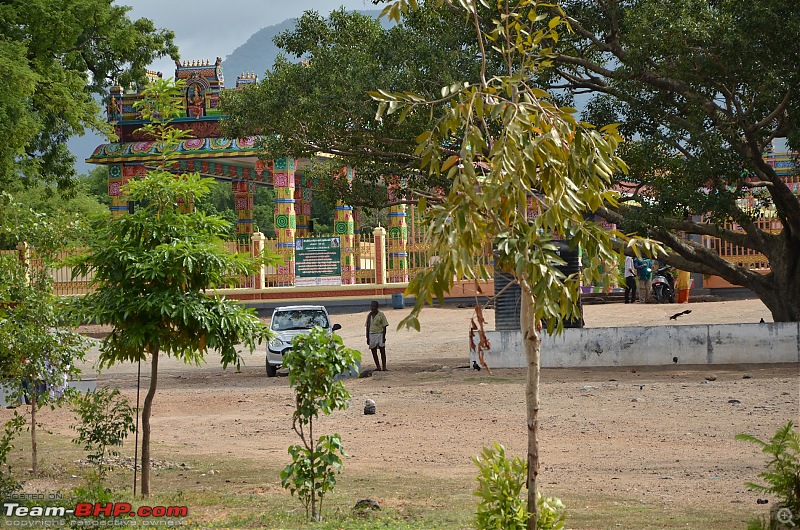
266 361 278 377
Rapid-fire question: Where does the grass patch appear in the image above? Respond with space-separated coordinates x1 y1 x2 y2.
2 429 754 529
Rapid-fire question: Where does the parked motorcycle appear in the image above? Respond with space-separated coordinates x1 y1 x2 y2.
651 266 675 303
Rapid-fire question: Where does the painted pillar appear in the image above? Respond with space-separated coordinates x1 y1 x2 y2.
251 231 266 289
108 164 147 217
273 157 296 283
387 204 409 282
373 226 387 285
294 175 313 237
352 207 361 282
108 164 128 217
335 201 356 284
232 179 255 243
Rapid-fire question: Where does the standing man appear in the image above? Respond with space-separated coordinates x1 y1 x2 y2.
623 254 637 304
365 301 389 371
635 257 653 304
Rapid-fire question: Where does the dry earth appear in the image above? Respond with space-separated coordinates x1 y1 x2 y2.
6 298 799 525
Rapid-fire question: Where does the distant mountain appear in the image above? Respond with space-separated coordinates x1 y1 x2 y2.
221 18 297 83
70 9 385 175
221 10 384 82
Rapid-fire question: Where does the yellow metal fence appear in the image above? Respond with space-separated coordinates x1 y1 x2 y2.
2 234 497 294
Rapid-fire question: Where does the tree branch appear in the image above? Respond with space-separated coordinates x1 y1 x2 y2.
598 206 768 252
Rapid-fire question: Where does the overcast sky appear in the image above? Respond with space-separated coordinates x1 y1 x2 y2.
123 0 374 75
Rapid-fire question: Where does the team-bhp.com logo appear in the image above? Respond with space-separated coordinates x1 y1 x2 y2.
4 501 188 519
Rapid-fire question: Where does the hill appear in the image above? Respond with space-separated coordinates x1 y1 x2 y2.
222 9 384 81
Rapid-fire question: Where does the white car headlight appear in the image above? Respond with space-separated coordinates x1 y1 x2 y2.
269 337 284 349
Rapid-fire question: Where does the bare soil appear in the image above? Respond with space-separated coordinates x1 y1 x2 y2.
9 298 800 525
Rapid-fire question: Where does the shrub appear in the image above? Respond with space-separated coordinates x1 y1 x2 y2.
0 414 25 496
473 442 567 530
738 421 800 528
71 387 135 479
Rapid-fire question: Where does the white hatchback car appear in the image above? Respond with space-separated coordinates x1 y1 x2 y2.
266 305 342 377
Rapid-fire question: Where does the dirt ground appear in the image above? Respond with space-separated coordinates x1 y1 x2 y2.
9 298 800 524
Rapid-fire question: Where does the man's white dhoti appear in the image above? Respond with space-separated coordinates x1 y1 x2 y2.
368 333 385 349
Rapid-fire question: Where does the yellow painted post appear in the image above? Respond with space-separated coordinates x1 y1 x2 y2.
373 226 387 285
251 231 265 289
273 157 296 284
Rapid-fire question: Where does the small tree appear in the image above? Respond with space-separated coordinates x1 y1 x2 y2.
70 78 277 496
280 327 360 521
0 200 88 476
375 1 656 528
71 387 135 479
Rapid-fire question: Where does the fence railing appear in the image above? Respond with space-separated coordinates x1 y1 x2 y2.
1 233 485 295
701 217 781 272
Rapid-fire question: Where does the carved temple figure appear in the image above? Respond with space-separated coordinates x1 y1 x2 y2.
188 84 204 118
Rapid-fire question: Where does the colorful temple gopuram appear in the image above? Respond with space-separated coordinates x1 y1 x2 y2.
86 59 388 286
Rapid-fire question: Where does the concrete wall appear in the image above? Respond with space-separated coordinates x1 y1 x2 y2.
471 322 800 368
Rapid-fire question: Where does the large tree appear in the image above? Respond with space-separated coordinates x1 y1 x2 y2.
0 0 177 190
222 4 491 209
540 0 800 321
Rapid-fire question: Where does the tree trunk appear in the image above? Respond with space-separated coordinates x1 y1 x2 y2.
521 285 541 530
754 283 800 322
751 241 800 322
30 384 37 475
141 349 159 497
310 418 317 521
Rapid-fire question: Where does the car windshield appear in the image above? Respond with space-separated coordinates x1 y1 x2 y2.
271 309 329 331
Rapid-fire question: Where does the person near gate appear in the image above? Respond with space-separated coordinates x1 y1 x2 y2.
676 269 692 303
634 257 653 303
365 301 389 371
624 255 637 304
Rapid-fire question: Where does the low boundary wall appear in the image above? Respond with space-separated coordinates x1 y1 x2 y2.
471 322 800 368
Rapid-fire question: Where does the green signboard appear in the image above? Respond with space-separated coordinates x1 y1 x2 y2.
294 237 342 286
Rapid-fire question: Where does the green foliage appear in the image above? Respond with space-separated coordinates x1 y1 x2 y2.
0 0 176 189
474 443 529 530
536 495 567 530
69 79 277 495
374 0 648 335
280 326 360 521
0 184 107 250
545 0 800 321
71 387 135 478
70 471 115 505
223 3 488 209
0 247 87 403
282 434 347 520
0 414 25 497
0 224 87 476
473 443 567 530
70 79 276 370
737 421 800 519
373 2 652 528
